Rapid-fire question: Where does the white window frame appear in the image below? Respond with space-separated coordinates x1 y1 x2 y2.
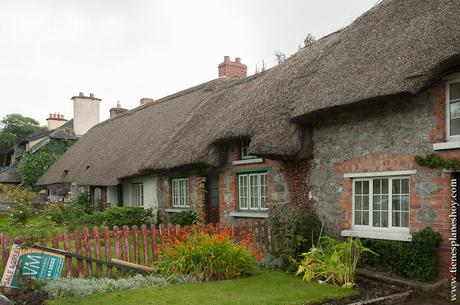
446 76 460 142
172 178 189 208
241 139 256 160
132 183 144 207
351 176 410 235
238 172 268 211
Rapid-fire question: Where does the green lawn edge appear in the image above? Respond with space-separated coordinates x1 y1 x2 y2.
45 271 358 305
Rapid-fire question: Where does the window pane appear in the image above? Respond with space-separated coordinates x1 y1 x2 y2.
354 211 361 225
392 211 400 227
382 212 388 227
401 212 409 227
373 180 380 194
382 179 388 193
392 195 401 210
239 175 248 209
363 181 369 194
382 195 388 210
260 174 268 209
451 117 460 136
362 212 369 226
373 211 381 227
401 179 409 194
373 195 381 210
362 195 369 210
451 82 460 100
392 179 400 194
401 195 409 211
355 196 362 210
355 181 361 194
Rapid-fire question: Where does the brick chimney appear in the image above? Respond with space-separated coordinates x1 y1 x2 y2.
71 92 101 137
140 98 154 106
218 56 247 79
110 100 128 118
46 112 67 130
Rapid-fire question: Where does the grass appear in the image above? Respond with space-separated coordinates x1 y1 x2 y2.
45 271 358 305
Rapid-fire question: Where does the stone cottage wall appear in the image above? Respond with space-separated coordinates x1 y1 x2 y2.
308 81 454 277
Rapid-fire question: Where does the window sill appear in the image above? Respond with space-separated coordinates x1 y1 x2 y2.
228 212 268 218
341 229 411 241
165 208 191 213
232 158 264 165
433 141 460 151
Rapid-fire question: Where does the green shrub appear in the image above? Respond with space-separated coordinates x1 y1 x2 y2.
170 210 200 226
156 229 257 281
70 191 92 214
44 203 65 224
78 212 106 227
9 203 32 224
268 204 322 267
361 227 442 281
297 236 375 288
105 207 154 228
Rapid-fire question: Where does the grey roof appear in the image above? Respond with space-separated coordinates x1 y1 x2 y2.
0 166 21 184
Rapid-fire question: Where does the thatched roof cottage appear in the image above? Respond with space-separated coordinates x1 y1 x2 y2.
39 0 460 278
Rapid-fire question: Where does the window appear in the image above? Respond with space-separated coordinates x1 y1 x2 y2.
447 80 460 140
353 177 409 231
172 178 189 208
238 172 268 211
241 139 255 159
132 183 144 207
94 187 102 202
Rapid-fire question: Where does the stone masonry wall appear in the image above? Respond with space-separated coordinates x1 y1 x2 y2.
308 81 454 277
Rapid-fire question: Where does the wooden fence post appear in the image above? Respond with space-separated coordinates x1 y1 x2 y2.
74 230 84 278
63 230 73 278
122 225 131 262
82 227 93 276
103 227 111 277
132 225 140 265
141 225 148 266
150 224 157 262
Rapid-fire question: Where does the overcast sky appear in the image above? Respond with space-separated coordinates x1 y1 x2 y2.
0 0 378 125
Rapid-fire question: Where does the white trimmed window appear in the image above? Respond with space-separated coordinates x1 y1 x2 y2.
241 139 255 159
238 172 268 211
353 177 409 231
447 79 460 141
132 183 144 207
172 178 189 208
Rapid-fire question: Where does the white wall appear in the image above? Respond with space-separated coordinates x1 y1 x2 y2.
72 94 100 136
122 175 158 210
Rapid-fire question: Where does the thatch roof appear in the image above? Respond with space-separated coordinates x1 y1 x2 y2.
38 0 460 186
289 0 460 121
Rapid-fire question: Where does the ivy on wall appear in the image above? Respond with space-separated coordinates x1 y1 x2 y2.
414 153 460 171
18 139 75 190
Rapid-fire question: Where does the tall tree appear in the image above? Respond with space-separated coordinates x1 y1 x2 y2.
0 114 44 165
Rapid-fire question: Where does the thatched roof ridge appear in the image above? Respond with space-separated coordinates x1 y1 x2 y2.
289 0 460 121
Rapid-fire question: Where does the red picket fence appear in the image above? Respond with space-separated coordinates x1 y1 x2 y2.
0 222 274 279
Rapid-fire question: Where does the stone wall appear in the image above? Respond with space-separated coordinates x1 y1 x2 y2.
307 81 454 277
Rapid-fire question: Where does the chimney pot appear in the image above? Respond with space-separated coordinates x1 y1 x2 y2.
79 92 84 97
218 56 247 79
89 93 94 98
49 113 52 119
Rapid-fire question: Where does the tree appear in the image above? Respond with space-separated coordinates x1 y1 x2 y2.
18 139 75 190
303 33 316 47
274 51 287 64
0 114 44 165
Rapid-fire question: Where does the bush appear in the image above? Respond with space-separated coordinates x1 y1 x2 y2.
10 202 32 224
44 203 65 224
41 274 194 298
297 236 375 288
105 207 154 228
268 204 322 267
170 210 200 226
156 228 258 281
361 227 442 281
78 211 106 227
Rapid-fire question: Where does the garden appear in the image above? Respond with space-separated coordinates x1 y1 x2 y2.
0 184 446 305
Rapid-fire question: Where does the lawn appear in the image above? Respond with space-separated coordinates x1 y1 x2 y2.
45 271 358 305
